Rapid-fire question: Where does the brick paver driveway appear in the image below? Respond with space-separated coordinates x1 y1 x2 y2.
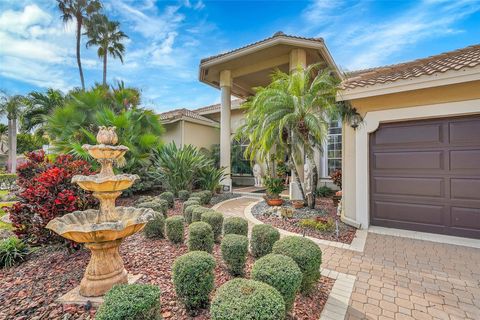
215 197 480 320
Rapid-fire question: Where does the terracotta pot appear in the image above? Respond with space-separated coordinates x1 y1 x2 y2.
292 200 304 209
266 198 283 206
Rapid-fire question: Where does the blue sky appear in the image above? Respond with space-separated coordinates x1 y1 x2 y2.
1 0 479 113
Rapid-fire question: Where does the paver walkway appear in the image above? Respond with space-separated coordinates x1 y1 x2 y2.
215 197 480 320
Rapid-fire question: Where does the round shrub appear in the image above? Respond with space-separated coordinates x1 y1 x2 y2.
95 284 161 320
172 251 215 314
188 196 202 203
184 204 201 224
251 224 280 258
251 254 302 311
143 212 165 239
221 234 249 276
201 190 213 203
136 195 154 204
190 192 210 205
272 236 322 293
178 190 190 201
159 191 175 208
223 217 248 236
138 200 167 217
192 206 211 223
188 222 214 253
210 278 285 320
201 210 224 243
182 200 199 214
165 216 184 244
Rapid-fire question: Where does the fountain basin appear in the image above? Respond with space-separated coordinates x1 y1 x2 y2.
72 174 139 192
83 144 129 160
46 207 154 243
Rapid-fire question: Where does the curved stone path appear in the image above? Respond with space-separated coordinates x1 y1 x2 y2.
214 197 480 320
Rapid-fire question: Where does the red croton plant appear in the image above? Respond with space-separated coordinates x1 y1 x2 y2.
6 151 97 246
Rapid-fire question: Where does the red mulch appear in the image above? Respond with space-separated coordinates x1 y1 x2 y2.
0 200 334 320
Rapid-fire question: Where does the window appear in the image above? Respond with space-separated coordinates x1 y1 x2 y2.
327 119 342 175
231 138 253 175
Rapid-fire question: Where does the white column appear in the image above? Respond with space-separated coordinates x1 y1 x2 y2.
220 70 232 191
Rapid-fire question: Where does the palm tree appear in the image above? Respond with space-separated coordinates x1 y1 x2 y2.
85 14 128 86
57 0 102 90
21 89 65 134
238 65 345 207
0 93 26 173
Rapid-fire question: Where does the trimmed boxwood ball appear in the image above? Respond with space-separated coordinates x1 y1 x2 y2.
159 191 175 208
172 251 215 314
223 217 248 236
188 196 202 204
251 224 280 258
201 210 224 243
221 234 249 276
200 190 213 203
251 254 302 311
165 216 184 244
136 195 154 204
95 284 162 320
143 212 165 239
210 278 285 320
138 201 167 217
191 206 211 223
190 192 210 205
183 200 199 214
184 204 201 224
272 236 322 293
178 190 190 201
188 222 214 253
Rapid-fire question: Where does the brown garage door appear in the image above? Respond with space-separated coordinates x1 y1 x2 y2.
370 115 480 239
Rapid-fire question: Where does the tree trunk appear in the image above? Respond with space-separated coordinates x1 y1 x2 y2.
7 120 12 172
76 19 85 90
103 51 107 87
287 141 306 202
305 151 318 209
8 118 17 173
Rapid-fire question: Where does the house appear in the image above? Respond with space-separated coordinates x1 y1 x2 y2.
159 32 480 238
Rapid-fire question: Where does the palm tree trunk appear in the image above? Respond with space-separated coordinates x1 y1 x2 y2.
11 118 17 173
287 142 306 201
103 52 107 86
76 19 85 90
305 151 318 209
7 120 12 172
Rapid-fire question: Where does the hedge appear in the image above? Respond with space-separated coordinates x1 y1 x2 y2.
165 216 184 244
223 217 248 236
184 204 201 225
191 206 211 223
188 222 214 253
272 236 322 293
190 191 210 205
182 200 200 214
143 212 165 239
95 284 162 320
221 234 249 276
210 278 285 320
201 210 223 243
251 254 302 311
172 251 215 314
0 173 17 191
251 224 280 258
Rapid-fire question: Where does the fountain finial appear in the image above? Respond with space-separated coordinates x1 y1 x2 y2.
97 126 118 145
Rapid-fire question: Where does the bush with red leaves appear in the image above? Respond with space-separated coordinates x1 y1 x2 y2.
329 169 342 189
6 151 97 245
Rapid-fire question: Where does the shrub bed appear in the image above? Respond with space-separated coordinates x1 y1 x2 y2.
183 204 201 225
272 236 322 293
165 216 184 244
143 212 165 239
188 196 202 204
223 217 248 236
138 200 167 217
210 278 285 320
251 224 280 258
172 251 215 314
178 190 190 202
182 200 199 214
201 210 223 243
190 191 210 205
159 191 175 208
188 222 214 253
191 206 211 223
251 254 302 311
95 284 162 320
221 234 248 276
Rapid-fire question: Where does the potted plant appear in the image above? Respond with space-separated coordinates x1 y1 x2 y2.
330 169 342 207
263 176 284 206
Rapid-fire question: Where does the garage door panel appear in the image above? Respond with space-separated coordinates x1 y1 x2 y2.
451 207 480 229
451 178 480 200
374 151 443 170
372 201 445 225
374 124 442 146
450 149 480 170
373 177 443 197
449 120 480 144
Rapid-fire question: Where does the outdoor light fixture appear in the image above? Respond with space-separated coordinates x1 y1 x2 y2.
350 113 363 130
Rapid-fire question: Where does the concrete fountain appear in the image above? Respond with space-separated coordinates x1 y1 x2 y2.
47 126 154 298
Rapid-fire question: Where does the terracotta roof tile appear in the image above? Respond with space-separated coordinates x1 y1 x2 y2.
159 108 217 123
200 32 324 63
193 99 244 114
342 44 480 89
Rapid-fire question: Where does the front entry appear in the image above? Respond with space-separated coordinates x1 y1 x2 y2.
369 115 480 239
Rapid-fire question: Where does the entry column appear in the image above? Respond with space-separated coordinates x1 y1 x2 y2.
220 70 232 191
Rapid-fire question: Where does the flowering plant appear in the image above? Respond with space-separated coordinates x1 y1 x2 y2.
6 151 97 245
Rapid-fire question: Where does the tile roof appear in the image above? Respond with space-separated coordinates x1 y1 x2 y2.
193 99 244 114
200 31 324 63
159 108 217 124
342 44 480 89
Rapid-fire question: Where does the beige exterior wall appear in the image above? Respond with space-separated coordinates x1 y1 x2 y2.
203 108 246 133
183 121 220 150
341 80 480 226
162 122 183 146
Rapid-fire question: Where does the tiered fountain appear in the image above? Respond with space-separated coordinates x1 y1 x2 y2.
47 127 154 297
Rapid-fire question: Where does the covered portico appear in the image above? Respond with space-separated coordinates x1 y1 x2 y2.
198 32 342 194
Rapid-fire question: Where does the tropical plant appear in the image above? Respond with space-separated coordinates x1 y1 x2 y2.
0 236 30 268
0 93 26 173
22 89 65 134
85 14 128 86
16 133 48 154
237 65 355 207
197 166 225 192
330 169 342 189
57 0 102 90
263 176 284 199
0 124 8 154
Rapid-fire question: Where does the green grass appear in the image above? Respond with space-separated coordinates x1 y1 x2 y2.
0 201 14 231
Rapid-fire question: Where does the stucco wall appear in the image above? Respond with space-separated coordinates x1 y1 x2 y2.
341 80 480 226
202 109 246 133
162 122 182 146
183 121 220 150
